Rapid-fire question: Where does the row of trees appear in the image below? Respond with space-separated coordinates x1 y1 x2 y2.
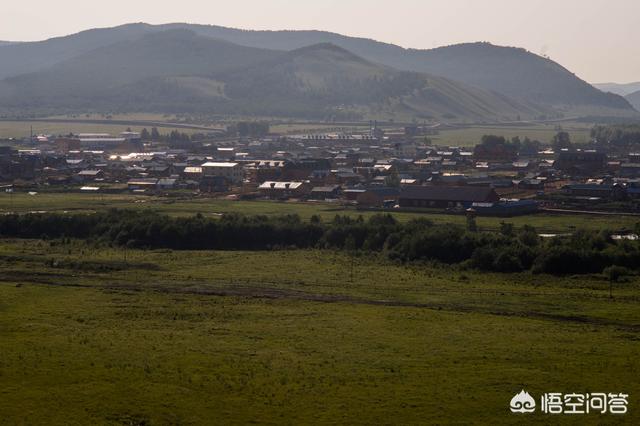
226 122 270 138
591 124 640 146
475 132 571 158
1 210 639 277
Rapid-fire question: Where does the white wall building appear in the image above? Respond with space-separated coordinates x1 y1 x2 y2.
201 162 243 184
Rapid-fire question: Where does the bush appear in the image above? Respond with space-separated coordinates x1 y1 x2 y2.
603 265 631 282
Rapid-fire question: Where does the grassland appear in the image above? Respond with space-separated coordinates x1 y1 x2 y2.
1 192 639 233
0 116 592 147
0 120 216 139
0 239 638 424
432 122 592 147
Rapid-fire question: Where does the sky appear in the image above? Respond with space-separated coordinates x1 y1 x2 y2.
2 0 639 83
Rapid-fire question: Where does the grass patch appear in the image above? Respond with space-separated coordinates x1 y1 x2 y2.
0 240 638 423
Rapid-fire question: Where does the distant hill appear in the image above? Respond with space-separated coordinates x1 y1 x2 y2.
594 82 640 97
627 91 640 110
0 30 548 121
0 23 154 80
156 24 634 112
221 43 548 120
0 22 635 119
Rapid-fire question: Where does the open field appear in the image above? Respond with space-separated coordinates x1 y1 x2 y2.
1 192 639 233
0 120 219 139
432 122 593 147
0 240 638 424
0 117 594 145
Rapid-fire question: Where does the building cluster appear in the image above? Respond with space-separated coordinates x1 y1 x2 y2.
2 125 640 215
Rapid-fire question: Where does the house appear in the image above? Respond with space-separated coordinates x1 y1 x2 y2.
356 187 400 208
157 178 177 190
183 166 203 179
127 178 158 191
201 162 243 184
259 181 310 199
76 169 103 182
399 186 500 209
518 178 545 190
343 189 366 201
554 151 607 175
562 183 626 200
310 185 342 199
246 160 288 182
55 138 81 153
282 159 331 180
200 176 229 193
619 163 640 178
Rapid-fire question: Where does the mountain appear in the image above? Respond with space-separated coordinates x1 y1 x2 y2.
221 43 548 120
594 82 640 97
154 24 634 112
627 91 640 110
0 23 634 119
0 30 548 121
0 23 154 80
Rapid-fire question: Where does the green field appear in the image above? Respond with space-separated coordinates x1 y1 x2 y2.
0 118 593 146
432 122 592 147
0 119 216 139
0 239 638 424
1 192 639 233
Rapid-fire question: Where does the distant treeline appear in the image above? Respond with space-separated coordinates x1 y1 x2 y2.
1 210 639 276
591 124 640 146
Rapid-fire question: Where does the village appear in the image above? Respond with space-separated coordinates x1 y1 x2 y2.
1 123 639 217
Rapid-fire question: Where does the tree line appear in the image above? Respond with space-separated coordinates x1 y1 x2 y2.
1 210 639 277
591 124 640 146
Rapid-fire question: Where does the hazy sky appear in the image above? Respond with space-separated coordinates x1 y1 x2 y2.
2 0 639 83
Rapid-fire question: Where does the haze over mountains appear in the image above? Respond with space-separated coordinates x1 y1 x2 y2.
0 23 636 122
626 91 640 110
594 82 640 97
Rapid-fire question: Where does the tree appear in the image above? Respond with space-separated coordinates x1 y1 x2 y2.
384 170 401 187
140 128 150 140
552 131 572 151
500 222 514 237
604 265 630 298
344 235 357 283
466 215 478 233
151 127 160 141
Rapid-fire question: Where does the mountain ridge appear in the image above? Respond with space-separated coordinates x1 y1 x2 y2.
0 31 551 121
0 23 635 120
594 82 640 97
626 90 640 110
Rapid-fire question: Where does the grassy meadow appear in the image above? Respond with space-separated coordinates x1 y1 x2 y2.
0 120 211 139
1 240 639 424
431 122 592 147
1 193 639 423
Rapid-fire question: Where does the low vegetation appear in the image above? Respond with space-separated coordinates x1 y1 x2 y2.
1 238 638 423
2 210 640 276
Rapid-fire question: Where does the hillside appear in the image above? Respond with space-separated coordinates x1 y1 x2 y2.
160 24 635 112
0 31 550 121
0 24 155 81
0 23 633 118
0 30 278 113
595 82 640 97
627 91 640 110
222 43 548 120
